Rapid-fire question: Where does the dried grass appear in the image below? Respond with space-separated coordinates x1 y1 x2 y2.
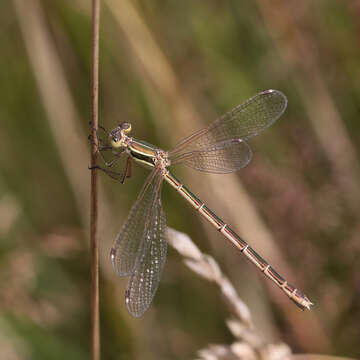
168 228 292 360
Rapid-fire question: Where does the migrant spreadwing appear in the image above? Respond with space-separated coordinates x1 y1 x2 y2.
91 89 313 317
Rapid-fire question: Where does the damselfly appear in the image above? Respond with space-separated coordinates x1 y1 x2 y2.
92 90 313 317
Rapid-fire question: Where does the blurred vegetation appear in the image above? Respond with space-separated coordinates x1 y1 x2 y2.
1 0 360 359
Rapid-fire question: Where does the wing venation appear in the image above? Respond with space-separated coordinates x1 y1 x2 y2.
169 90 287 161
125 191 167 317
110 169 163 276
170 138 252 173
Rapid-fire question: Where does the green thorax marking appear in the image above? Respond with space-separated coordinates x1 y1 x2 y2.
128 138 159 169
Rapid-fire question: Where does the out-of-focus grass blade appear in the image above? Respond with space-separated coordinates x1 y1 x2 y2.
0 313 87 360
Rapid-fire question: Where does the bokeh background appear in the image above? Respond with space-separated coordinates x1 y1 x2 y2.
1 0 360 359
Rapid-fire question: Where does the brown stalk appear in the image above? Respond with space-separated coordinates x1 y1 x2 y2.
13 0 117 277
14 0 105 357
90 0 101 359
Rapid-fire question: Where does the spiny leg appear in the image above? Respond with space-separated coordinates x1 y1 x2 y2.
98 147 125 167
89 165 126 183
121 156 133 184
89 121 107 135
88 122 108 147
127 156 132 179
88 132 126 167
89 155 133 184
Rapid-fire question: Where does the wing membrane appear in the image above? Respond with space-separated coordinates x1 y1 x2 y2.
125 182 167 317
170 139 252 173
169 90 287 159
111 168 163 276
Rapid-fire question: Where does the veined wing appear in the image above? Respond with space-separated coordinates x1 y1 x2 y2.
169 90 287 159
170 138 252 173
111 168 163 276
125 180 167 317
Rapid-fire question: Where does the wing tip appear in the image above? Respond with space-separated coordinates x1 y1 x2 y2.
110 247 135 277
261 89 288 115
261 88 288 102
125 290 150 318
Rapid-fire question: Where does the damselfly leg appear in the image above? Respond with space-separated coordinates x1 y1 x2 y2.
89 152 132 183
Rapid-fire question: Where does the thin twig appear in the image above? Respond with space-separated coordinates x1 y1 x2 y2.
14 0 129 347
90 0 101 359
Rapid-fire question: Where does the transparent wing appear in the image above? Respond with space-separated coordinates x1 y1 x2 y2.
125 182 167 317
110 168 163 276
169 90 287 160
170 138 252 173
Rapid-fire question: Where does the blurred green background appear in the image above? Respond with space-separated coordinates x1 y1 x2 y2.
1 0 360 359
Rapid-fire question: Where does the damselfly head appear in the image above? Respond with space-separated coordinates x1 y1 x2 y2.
109 122 132 148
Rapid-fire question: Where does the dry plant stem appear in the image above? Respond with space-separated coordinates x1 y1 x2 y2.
15 0 134 346
168 228 293 360
90 0 101 359
14 0 117 274
196 342 291 360
167 229 254 335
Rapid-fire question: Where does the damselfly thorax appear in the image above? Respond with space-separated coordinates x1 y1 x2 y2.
109 123 170 173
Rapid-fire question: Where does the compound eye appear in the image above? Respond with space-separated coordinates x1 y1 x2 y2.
121 122 132 134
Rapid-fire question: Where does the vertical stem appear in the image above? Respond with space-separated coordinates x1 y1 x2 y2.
90 0 100 360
